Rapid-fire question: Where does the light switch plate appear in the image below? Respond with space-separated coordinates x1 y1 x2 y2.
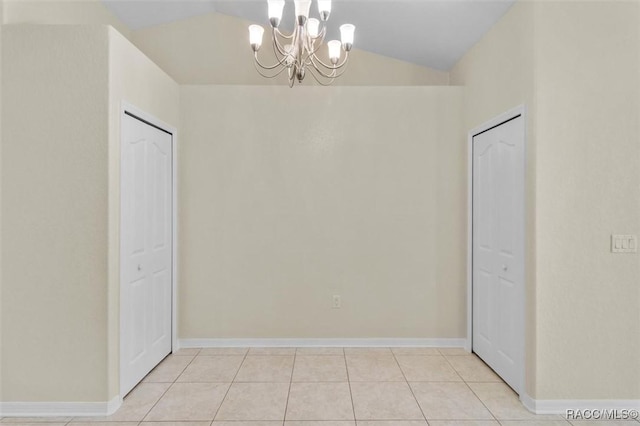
611 234 637 253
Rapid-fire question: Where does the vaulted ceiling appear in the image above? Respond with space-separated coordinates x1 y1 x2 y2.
101 0 516 71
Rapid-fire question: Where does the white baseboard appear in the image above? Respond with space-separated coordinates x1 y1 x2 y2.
178 337 466 349
0 396 122 417
521 393 640 415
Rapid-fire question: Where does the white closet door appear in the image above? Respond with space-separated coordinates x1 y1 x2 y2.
121 113 173 396
472 115 524 393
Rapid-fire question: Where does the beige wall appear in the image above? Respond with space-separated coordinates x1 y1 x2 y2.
1 24 178 403
107 28 180 400
3 0 131 38
0 0 4 400
452 0 640 400
534 1 640 400
132 12 449 86
1 25 111 402
179 85 464 339
450 0 538 398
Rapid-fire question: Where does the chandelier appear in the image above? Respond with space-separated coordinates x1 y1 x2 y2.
248 0 355 87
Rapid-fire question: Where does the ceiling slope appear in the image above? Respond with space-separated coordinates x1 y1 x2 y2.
102 0 516 70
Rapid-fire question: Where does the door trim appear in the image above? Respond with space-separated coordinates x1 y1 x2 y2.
119 102 178 397
465 104 526 393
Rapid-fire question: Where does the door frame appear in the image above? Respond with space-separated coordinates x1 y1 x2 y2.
465 104 526 394
119 102 178 397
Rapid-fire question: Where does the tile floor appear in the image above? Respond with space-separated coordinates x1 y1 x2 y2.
2 348 638 426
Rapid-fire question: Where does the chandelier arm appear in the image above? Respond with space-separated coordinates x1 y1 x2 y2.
254 52 289 71
304 28 328 63
308 58 337 79
312 50 350 71
253 59 289 79
274 27 295 40
287 65 296 87
272 28 289 57
306 65 336 86
309 55 350 79
306 26 327 52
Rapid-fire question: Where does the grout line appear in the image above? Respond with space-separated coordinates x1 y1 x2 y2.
441 352 499 422
342 347 357 423
139 352 201 422
281 348 297 425
440 352 466 383
391 350 428 423
210 348 250 422
465 383 499 423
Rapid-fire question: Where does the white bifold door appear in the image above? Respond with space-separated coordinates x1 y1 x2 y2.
121 112 173 396
472 115 524 394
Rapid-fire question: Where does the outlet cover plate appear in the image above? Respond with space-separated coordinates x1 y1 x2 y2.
611 234 637 253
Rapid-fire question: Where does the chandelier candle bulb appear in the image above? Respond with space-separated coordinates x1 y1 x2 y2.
307 18 320 38
267 0 285 27
318 0 332 21
249 24 264 51
328 40 342 64
294 0 312 25
340 24 355 51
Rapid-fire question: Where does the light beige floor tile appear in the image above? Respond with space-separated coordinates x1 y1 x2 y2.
215 383 289 421
350 382 424 420
468 383 559 421
142 422 211 426
173 348 201 356
286 422 355 426
344 348 392 356
286 383 354 420
248 347 296 355
213 423 282 426
72 423 138 426
429 421 499 426
346 355 404 382
409 382 493 420
569 422 639 425
199 348 248 356
438 348 470 356
296 347 344 355
177 355 244 382
357 422 428 425
144 382 229 421
293 355 348 382
396 356 461 382
391 348 441 356
445 355 502 382
1 419 72 423
501 421 570 425
144 355 194 382
0 422 67 426
73 382 170 422
235 355 294 382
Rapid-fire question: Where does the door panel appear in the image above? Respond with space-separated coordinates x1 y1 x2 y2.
472 115 524 394
121 113 173 397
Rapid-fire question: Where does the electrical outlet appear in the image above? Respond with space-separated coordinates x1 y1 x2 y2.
332 295 341 309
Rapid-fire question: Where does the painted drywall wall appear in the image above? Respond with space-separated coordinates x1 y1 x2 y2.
132 12 449 86
1 24 178 403
1 25 111 402
450 0 538 397
534 1 640 400
451 0 640 400
3 0 131 38
106 27 180 400
178 85 465 339
0 0 4 400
